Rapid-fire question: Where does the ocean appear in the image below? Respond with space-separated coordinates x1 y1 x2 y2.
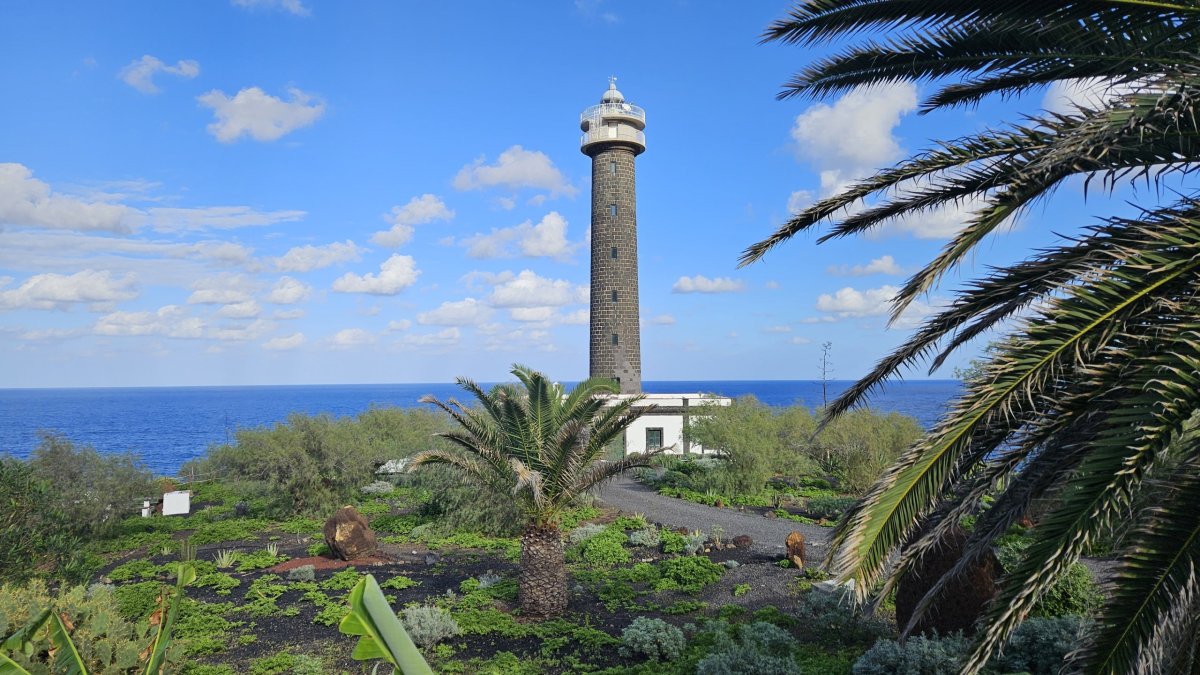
0 380 961 475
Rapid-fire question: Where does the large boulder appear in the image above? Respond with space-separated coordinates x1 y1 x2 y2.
786 531 806 569
732 535 753 550
323 506 378 561
895 525 1000 637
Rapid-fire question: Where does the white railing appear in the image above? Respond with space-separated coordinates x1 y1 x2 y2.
580 102 646 125
581 125 646 149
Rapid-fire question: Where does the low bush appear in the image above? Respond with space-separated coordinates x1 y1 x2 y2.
1032 563 1103 619
572 527 631 567
656 556 724 592
402 604 461 648
248 650 325 675
696 621 798 675
0 579 182 671
805 495 857 519
993 616 1089 675
660 530 688 555
286 565 316 582
567 523 608 546
852 632 969 675
793 591 891 649
619 617 686 662
628 526 660 548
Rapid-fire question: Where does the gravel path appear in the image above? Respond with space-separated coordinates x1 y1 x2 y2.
596 475 832 560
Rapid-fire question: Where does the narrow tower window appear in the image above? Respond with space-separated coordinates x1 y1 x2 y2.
609 161 617 174
611 290 618 303
609 204 618 217
610 246 618 259
611 333 619 346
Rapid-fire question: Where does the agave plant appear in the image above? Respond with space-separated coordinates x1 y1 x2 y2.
745 2 1200 673
408 364 658 616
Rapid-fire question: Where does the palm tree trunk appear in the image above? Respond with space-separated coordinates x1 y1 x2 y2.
519 523 567 617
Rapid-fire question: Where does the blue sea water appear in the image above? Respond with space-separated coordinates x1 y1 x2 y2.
0 380 961 475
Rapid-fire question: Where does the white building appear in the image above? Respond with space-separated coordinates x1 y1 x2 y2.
607 392 731 459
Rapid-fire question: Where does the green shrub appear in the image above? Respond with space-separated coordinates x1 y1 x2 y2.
185 408 451 517
811 410 922 495
412 463 523 536
0 580 181 671
320 568 362 591
619 617 686 661
1032 563 1103 618
113 580 163 620
401 604 461 648
236 549 285 572
248 650 325 675
852 632 969 675
732 583 751 597
567 523 608 546
0 457 78 583
660 530 688 554
994 616 1088 675
793 591 891 649
380 574 419 590
628 526 661 548
574 527 631 567
656 556 724 592
286 565 316 582
27 434 155 540
696 622 798 675
806 495 857 519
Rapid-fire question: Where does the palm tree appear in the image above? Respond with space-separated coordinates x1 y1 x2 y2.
744 2 1200 673
408 364 658 617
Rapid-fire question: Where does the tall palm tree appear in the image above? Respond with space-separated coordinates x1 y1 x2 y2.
408 364 657 617
744 2 1200 673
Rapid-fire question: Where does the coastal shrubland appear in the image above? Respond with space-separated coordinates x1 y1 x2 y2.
642 397 920 522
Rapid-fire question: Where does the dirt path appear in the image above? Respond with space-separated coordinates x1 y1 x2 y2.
596 475 833 561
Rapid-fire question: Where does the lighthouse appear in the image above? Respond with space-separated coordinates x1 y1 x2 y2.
581 77 646 395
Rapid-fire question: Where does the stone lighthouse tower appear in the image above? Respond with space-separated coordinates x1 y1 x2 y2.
581 77 646 395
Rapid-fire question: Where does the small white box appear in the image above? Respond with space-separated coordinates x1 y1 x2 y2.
162 491 191 516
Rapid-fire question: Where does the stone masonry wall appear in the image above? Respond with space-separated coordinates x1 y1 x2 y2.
589 146 641 394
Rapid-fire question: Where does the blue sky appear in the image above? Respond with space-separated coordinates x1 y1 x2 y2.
0 1 1121 388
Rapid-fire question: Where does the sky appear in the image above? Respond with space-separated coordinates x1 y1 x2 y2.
0 1 1124 388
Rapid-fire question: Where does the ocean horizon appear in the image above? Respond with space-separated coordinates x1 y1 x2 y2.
0 379 961 475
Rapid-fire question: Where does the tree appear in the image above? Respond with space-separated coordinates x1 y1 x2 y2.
744 3 1200 673
408 364 658 617
818 341 833 407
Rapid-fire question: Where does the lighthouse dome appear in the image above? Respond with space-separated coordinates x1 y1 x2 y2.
601 81 624 103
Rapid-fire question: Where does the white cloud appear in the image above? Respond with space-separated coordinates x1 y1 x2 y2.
273 308 305 319
230 0 310 15
575 0 618 22
197 87 325 143
0 164 133 233
417 298 492 326
396 327 461 349
332 254 420 295
215 300 261 319
765 280 780 290
764 325 791 333
94 305 204 338
559 309 588 325
263 332 305 350
462 211 576 260
371 194 454 248
328 328 375 348
118 55 199 94
789 336 812 345
671 275 746 294
266 276 311 304
1042 78 1134 115
0 269 139 310
212 318 274 341
274 240 363 272
146 205 305 232
791 83 918 197
649 314 676 325
187 274 256 305
509 306 554 322
487 270 587 307
828 254 902 277
787 190 814 215
453 146 577 198
816 285 899 318
386 319 412 331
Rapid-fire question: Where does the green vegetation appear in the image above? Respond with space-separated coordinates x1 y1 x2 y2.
749 1 1200 672
410 364 659 617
